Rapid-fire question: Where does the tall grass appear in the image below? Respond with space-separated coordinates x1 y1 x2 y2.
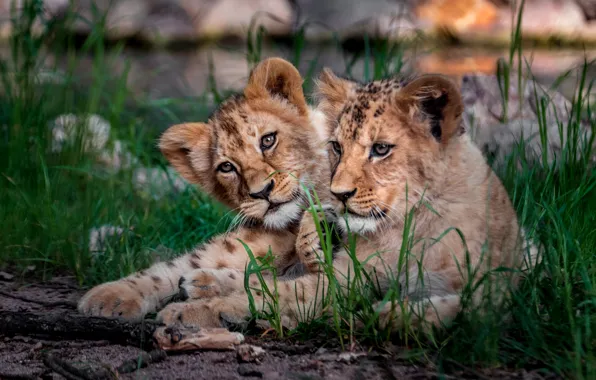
1 1 595 378
0 0 232 284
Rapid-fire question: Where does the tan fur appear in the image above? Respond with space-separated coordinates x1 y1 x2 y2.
78 58 334 321
156 72 527 334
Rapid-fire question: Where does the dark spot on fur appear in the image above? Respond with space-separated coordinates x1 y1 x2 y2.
420 92 448 141
153 285 160 291
137 290 145 298
190 260 201 269
256 291 262 296
166 261 176 268
270 75 287 99
373 106 385 117
229 272 237 280
217 260 227 269
223 239 235 253
125 279 137 285
417 166 426 182
151 275 162 283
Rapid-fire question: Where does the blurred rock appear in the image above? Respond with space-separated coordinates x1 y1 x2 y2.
293 0 416 40
413 0 596 44
88 224 125 255
461 73 595 167
49 114 111 153
133 166 189 200
138 1 195 44
179 0 294 38
415 0 499 33
98 140 139 171
1 0 595 45
105 0 150 39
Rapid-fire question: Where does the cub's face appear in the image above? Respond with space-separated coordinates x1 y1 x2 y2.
160 58 325 229
317 71 464 235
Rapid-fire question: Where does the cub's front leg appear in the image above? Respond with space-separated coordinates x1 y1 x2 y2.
78 228 296 321
295 206 342 272
175 229 302 301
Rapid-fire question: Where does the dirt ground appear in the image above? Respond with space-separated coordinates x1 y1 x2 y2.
0 275 560 380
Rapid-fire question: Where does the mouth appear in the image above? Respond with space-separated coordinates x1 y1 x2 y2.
344 207 387 219
266 201 287 214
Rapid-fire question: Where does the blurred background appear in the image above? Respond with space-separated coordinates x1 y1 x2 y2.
1 3 596 376
1 0 595 100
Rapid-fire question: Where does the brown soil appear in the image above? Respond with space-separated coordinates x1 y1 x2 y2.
0 276 560 380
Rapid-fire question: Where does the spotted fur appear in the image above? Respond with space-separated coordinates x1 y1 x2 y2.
78 58 336 321
156 71 531 333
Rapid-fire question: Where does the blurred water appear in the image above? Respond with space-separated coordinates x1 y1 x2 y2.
1 41 595 102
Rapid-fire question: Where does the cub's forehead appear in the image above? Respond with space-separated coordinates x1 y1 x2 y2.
208 96 265 149
335 78 406 142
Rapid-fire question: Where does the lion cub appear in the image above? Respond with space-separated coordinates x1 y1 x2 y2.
78 58 335 321
155 71 528 332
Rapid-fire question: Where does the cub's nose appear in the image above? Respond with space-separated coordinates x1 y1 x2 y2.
331 189 357 203
249 180 275 200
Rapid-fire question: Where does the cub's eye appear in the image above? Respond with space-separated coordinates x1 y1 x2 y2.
217 162 236 173
371 143 393 157
260 132 277 150
330 141 342 156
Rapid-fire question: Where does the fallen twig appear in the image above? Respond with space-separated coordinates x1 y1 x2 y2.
154 326 244 352
0 311 159 350
0 289 77 308
116 349 167 374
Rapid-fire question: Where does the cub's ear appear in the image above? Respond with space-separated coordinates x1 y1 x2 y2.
159 122 212 186
396 74 464 143
315 68 356 120
244 57 308 116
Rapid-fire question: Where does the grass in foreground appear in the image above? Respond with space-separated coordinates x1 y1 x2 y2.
0 1 595 378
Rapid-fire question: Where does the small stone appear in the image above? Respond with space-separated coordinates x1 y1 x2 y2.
237 344 266 363
337 351 366 363
88 225 126 256
49 114 111 153
238 363 263 377
0 271 14 281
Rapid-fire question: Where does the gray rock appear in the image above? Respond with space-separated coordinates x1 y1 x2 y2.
293 0 415 39
461 73 595 168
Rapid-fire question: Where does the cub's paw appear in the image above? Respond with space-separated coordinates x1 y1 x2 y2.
156 294 254 330
296 206 341 272
178 269 243 301
156 300 224 328
78 281 150 321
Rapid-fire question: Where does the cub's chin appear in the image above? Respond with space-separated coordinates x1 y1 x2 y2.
337 213 379 235
263 200 303 229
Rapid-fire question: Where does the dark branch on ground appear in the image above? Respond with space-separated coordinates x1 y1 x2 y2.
0 311 159 350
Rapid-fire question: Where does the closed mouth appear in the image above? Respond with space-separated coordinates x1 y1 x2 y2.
345 207 387 219
267 201 287 213
345 208 367 218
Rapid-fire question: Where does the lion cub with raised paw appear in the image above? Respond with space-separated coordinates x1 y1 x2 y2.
154 71 529 332
78 58 337 322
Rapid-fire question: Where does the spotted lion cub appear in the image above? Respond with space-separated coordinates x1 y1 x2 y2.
156 71 529 332
78 58 336 321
